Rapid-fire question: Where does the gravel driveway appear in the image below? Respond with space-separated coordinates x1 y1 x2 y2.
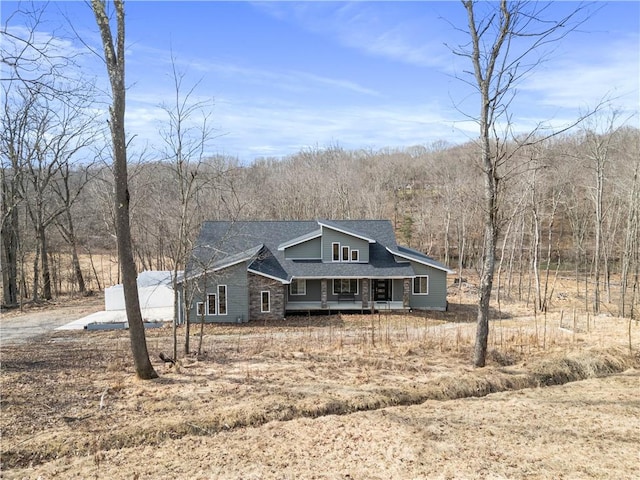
0 299 103 346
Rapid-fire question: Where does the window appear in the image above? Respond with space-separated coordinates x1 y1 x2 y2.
218 285 227 315
332 242 359 262
333 279 358 295
196 302 205 316
290 279 306 296
261 291 270 312
413 276 429 295
207 293 217 315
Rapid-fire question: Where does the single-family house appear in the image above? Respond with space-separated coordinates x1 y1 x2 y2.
184 220 454 322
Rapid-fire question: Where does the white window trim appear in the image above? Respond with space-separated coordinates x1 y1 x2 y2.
218 285 228 315
332 242 340 262
206 293 217 315
331 242 362 263
261 290 271 313
196 302 205 316
413 276 429 295
289 279 307 296
332 278 359 295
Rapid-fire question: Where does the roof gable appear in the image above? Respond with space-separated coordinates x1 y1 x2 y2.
388 245 455 274
187 244 264 280
318 220 376 244
277 228 322 251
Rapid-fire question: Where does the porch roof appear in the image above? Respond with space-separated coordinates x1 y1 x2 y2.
283 257 414 279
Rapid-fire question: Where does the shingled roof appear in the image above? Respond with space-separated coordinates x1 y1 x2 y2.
187 220 449 282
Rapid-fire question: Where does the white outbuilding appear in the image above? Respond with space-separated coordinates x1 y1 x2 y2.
104 270 179 311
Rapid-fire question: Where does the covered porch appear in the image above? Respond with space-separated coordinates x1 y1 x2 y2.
284 277 410 313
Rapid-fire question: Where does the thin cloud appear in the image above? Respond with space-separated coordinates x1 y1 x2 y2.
126 43 380 98
521 37 639 108
189 96 465 160
255 2 450 69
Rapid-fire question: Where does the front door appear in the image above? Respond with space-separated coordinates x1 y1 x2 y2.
373 279 391 301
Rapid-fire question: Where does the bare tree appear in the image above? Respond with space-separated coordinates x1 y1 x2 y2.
17 80 97 301
580 112 622 314
157 55 217 358
619 128 640 320
91 0 157 379
52 160 97 295
1 2 77 306
1 2 81 97
0 82 30 306
19 98 63 301
454 1 591 366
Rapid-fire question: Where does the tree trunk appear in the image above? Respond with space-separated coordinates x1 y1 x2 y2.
461 0 508 367
593 165 603 314
197 271 208 356
92 0 157 379
32 232 41 302
1 206 19 306
541 204 558 312
532 207 541 312
184 279 191 355
40 225 52 300
621 157 640 317
86 246 102 291
474 166 498 367
69 224 86 294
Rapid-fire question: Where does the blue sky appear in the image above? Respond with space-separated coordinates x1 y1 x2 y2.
3 1 639 163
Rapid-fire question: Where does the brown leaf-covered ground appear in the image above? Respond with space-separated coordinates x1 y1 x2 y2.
1 294 639 479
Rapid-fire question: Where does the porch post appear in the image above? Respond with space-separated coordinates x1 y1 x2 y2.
361 278 369 309
321 279 327 308
403 278 411 308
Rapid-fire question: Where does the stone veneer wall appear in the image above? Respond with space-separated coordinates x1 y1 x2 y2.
248 273 285 321
403 278 411 307
320 279 327 308
361 279 369 308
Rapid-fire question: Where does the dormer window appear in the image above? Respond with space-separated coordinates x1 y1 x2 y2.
331 242 360 263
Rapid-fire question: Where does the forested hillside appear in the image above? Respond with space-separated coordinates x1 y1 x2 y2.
2 126 639 317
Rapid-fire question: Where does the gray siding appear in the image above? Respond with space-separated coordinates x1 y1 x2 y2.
392 279 404 302
408 261 449 310
286 278 322 302
284 237 321 259
188 262 249 323
321 228 370 263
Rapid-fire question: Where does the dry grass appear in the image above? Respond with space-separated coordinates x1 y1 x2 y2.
1 286 639 479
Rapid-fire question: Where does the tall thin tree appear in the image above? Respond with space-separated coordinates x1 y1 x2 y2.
91 0 157 379
455 1 592 366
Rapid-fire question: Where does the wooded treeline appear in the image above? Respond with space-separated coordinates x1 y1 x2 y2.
2 2 639 319
2 125 639 317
